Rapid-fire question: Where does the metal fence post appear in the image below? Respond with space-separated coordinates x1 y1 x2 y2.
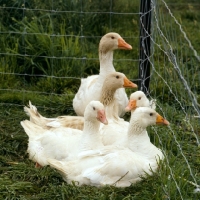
139 0 151 95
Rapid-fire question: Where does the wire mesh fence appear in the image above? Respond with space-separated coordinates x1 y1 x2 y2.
0 0 200 199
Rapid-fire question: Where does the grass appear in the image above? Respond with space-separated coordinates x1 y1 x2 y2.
0 100 200 199
0 0 200 199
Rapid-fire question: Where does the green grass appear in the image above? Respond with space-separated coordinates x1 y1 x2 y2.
0 102 200 199
0 0 200 199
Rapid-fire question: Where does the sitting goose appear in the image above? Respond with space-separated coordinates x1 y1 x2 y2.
20 101 108 168
48 107 169 187
101 90 156 145
125 90 156 112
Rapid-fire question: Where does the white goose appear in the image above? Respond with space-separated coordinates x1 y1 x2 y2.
100 90 155 145
122 106 165 160
23 72 137 132
48 107 169 187
20 101 108 168
125 90 156 112
73 32 132 117
95 73 137 146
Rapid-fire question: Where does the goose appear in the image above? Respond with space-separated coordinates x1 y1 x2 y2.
48 107 169 187
125 90 156 112
23 72 137 132
73 32 132 117
101 91 164 162
95 72 137 146
101 90 156 145
20 101 108 168
121 101 165 159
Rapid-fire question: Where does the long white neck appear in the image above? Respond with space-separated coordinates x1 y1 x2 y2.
126 114 163 159
126 114 151 153
80 119 103 152
99 50 115 76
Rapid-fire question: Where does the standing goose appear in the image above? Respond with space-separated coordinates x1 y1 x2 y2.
23 72 137 133
20 101 108 168
73 32 132 117
48 107 169 187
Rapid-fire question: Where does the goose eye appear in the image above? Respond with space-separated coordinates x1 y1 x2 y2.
150 113 153 116
111 36 115 39
138 97 141 100
93 107 95 110
116 75 119 79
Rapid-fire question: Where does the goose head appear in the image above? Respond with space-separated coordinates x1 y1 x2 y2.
102 72 137 91
100 72 137 106
125 91 152 112
84 101 108 125
132 107 169 129
99 32 132 54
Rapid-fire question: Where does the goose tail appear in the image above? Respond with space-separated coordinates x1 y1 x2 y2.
20 120 44 138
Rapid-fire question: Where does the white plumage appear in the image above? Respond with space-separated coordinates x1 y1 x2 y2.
100 90 156 145
20 30 169 187
73 32 132 117
23 72 137 132
21 101 108 167
48 107 169 187
24 101 84 130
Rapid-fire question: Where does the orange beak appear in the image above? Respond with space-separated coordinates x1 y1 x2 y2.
123 77 137 88
97 110 108 125
125 99 137 112
118 38 132 50
156 114 170 125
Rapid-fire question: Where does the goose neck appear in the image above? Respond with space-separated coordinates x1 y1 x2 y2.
100 87 116 108
83 120 100 134
126 116 149 150
127 120 145 137
99 50 115 75
80 120 103 151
